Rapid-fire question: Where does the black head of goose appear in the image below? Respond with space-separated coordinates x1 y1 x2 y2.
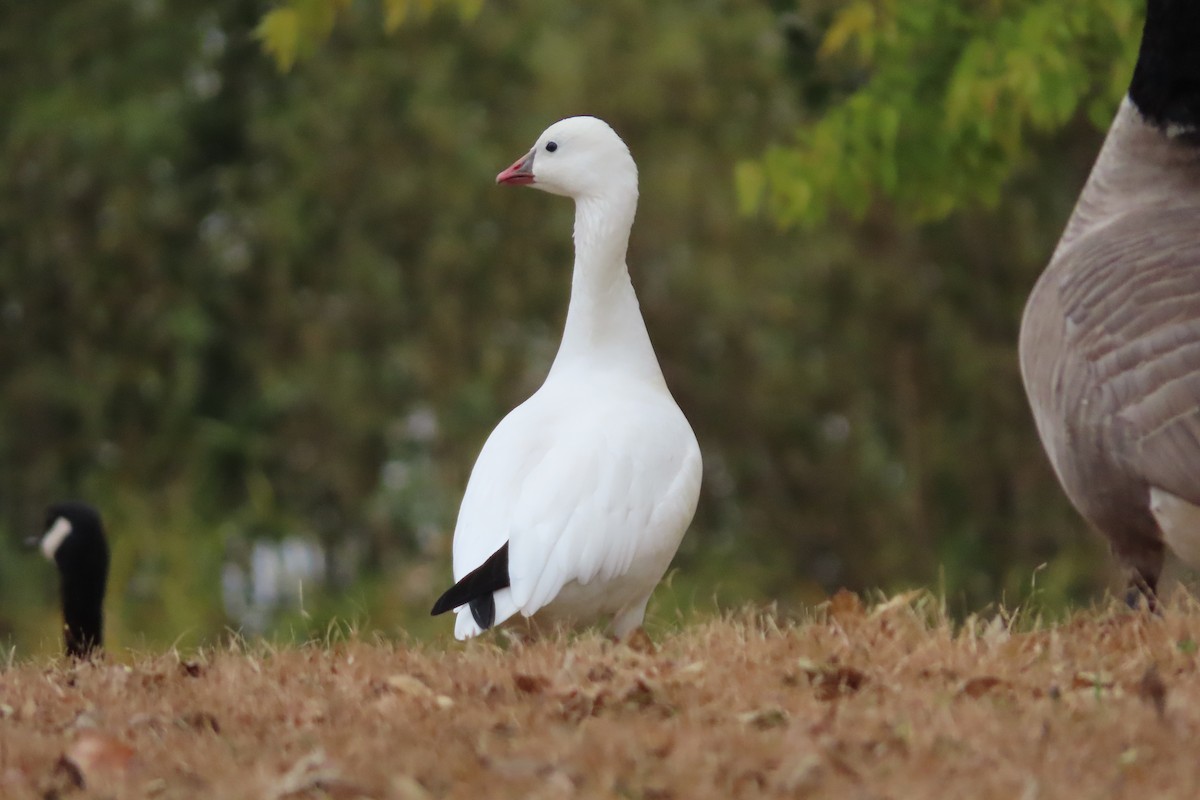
29 501 110 658
1020 0 1200 606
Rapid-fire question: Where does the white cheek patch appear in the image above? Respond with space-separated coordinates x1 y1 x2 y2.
40 517 73 561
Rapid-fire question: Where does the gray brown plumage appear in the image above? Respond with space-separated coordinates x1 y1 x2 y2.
1019 0 1200 603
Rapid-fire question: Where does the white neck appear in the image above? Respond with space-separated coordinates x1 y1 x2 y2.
547 189 666 386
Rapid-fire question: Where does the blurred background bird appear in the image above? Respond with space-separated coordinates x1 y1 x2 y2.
30 502 110 658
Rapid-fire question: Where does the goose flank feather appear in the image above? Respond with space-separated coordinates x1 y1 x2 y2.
1020 0 1200 603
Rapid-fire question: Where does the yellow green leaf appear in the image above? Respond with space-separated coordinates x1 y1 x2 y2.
819 2 876 62
733 161 765 217
383 0 409 32
256 7 301 72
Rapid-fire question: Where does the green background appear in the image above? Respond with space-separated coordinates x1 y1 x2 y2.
1 0 1148 655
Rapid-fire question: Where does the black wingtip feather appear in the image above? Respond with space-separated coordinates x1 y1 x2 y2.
430 542 510 630
468 595 496 629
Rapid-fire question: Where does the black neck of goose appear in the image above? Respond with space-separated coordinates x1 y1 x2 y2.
60 562 107 659
63 600 103 659
1129 0 1200 135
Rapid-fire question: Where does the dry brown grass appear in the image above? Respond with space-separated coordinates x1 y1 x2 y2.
3 591 1200 799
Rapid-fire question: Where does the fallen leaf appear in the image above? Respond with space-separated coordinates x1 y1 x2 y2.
647 736 674 759
180 710 221 733
385 675 434 698
737 707 789 730
960 676 1008 698
513 673 550 694
829 589 864 622
824 749 862 782
1071 672 1114 691
869 589 926 617
558 688 607 723
621 677 662 710
65 732 135 787
179 660 205 678
795 657 821 675
624 628 658 654
799 663 868 701
587 664 615 683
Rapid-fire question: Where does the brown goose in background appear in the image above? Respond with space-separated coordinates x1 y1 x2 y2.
1020 0 1200 606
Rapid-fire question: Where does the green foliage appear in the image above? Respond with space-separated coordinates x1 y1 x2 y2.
258 0 484 72
738 0 1143 226
1 0 1131 655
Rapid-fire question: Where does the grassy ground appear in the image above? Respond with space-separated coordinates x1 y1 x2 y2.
2 592 1199 799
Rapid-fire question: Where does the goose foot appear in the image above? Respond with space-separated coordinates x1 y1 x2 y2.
1125 573 1160 614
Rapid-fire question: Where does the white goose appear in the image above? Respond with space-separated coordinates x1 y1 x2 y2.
431 116 702 640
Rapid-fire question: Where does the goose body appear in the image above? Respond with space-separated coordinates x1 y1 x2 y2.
1019 0 1200 601
33 501 109 657
432 116 702 639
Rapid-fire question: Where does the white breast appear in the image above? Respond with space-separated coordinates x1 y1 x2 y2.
1150 487 1200 569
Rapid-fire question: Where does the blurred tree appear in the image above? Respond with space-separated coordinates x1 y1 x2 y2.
1 0 1136 655
258 0 483 71
739 0 1143 225
257 0 1143 227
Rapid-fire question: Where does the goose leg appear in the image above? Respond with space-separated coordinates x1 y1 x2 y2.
1125 575 1159 612
610 596 652 641
1121 540 1163 612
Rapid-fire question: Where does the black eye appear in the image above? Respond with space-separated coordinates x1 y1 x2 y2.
545 141 558 153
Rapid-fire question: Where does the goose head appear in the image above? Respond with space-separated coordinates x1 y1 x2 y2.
496 116 637 200
32 501 109 658
1129 0 1200 137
